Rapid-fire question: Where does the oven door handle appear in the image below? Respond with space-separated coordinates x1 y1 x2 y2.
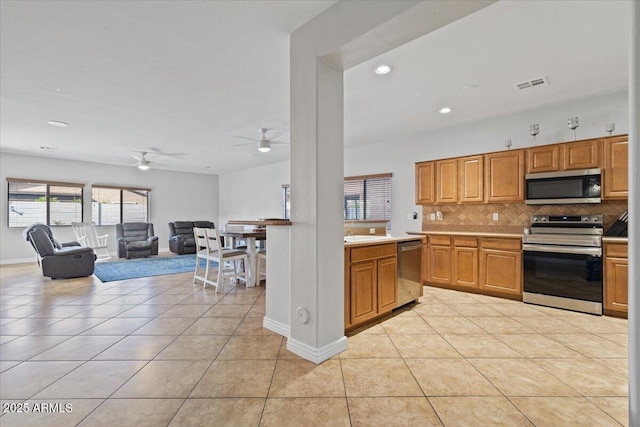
523 244 602 256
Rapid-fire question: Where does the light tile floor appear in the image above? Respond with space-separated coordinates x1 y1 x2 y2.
0 261 629 426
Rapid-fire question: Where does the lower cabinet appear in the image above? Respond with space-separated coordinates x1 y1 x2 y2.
423 234 521 299
604 242 628 315
345 243 397 330
479 238 522 296
452 237 478 288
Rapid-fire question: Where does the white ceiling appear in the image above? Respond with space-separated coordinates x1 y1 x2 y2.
0 1 630 175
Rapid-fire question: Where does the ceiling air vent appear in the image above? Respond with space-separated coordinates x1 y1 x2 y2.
516 77 548 90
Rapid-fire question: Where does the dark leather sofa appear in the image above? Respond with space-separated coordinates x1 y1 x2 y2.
168 221 215 254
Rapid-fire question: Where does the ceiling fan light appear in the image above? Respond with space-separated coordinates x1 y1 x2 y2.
258 140 271 152
138 160 150 170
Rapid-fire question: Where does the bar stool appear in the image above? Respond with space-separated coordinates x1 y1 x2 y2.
257 249 267 284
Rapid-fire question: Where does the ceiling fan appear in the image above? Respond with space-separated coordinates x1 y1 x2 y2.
129 152 154 170
234 128 289 152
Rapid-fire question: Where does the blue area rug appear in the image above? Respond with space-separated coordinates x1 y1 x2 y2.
94 255 214 282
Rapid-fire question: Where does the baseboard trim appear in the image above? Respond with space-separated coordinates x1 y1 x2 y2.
286 335 348 364
263 317 290 338
0 257 35 265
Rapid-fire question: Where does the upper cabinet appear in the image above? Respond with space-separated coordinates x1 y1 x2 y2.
603 135 629 200
415 135 627 205
563 139 601 170
415 161 435 204
526 138 602 173
436 159 458 204
458 155 484 203
526 145 562 174
484 150 525 202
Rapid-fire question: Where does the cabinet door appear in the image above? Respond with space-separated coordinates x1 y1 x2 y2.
377 257 398 314
421 242 429 283
527 145 561 173
563 139 601 170
428 245 452 284
436 159 457 204
603 136 628 200
479 249 522 296
604 256 628 313
458 156 484 203
416 162 435 204
484 150 524 202
350 261 378 324
453 247 478 288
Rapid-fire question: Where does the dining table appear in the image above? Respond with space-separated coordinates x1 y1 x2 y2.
219 228 266 287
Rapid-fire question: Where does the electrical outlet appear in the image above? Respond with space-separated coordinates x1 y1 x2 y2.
436 211 443 220
430 213 436 221
369 228 375 234
493 213 499 221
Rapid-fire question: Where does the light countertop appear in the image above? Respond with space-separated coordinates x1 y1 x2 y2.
407 230 523 239
344 235 425 248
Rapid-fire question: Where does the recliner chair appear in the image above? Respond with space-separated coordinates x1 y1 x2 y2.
24 225 96 279
168 221 215 254
115 222 159 258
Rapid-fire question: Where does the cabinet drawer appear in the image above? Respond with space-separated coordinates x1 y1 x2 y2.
605 243 628 258
429 235 452 246
480 238 521 251
454 236 477 248
350 243 396 262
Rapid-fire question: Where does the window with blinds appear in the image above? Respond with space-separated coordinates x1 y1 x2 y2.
7 178 84 227
344 173 392 225
282 173 392 226
91 185 150 225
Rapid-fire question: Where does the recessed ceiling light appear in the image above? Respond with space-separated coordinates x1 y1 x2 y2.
439 107 452 114
462 84 477 90
375 65 391 75
47 120 68 127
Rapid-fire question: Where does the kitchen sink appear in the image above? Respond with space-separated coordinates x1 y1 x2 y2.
344 235 393 243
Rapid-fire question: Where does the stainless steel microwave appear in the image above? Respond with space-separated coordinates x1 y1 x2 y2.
525 168 601 205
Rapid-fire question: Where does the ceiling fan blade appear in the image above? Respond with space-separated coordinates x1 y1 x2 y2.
232 141 254 147
130 154 143 160
234 135 261 142
148 147 187 158
267 131 283 140
270 141 289 145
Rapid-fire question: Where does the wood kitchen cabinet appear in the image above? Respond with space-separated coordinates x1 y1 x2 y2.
479 238 522 296
415 161 435 204
427 235 452 284
346 243 397 330
458 155 484 203
603 135 628 200
526 145 562 173
423 233 521 299
563 139 601 170
604 241 628 315
452 236 478 288
436 159 458 204
484 150 525 202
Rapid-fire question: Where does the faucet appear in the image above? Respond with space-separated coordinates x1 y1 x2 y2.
346 219 356 236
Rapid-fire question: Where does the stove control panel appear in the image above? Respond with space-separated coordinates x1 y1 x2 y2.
531 214 603 225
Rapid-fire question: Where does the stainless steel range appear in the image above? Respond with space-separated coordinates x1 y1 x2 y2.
522 214 603 315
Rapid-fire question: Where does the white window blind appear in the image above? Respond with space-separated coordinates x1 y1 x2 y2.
344 173 392 225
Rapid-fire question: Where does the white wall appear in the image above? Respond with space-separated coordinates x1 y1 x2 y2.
218 161 289 227
217 90 628 236
1 153 219 264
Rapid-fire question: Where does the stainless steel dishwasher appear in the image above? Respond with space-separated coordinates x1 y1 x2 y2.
397 240 423 307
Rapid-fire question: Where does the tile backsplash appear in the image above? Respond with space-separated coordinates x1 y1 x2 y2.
422 201 628 233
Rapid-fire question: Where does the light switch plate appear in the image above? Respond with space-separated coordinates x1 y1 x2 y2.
493 213 499 221
430 213 436 221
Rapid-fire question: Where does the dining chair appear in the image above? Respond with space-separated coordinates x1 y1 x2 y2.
193 227 248 291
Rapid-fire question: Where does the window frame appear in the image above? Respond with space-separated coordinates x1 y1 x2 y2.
7 178 85 227
91 184 151 225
